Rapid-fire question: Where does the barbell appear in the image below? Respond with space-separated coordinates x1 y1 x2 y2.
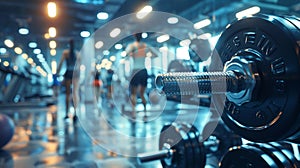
156 14 300 142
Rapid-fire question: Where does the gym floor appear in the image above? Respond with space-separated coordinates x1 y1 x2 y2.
0 89 212 168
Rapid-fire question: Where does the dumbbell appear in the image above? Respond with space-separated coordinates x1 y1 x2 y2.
155 14 300 142
137 122 242 168
220 142 300 167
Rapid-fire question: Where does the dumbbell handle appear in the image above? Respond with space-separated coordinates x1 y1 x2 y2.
137 149 173 163
156 71 245 96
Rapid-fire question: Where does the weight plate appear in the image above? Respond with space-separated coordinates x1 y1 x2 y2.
213 14 300 142
159 123 188 168
249 143 292 167
176 123 195 168
269 142 300 168
182 123 206 168
220 144 278 168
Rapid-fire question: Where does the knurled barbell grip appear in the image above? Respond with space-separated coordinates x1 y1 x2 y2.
137 149 173 163
155 71 245 96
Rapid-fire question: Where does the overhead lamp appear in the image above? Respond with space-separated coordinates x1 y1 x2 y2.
142 32 148 38
21 53 28 59
157 34 170 43
47 2 57 18
95 41 104 49
4 39 14 48
103 50 110 55
19 28 29 35
48 27 56 38
198 33 212 40
97 12 109 20
28 42 37 48
3 61 9 67
0 48 7 54
194 19 211 29
50 49 56 56
114 44 122 50
110 56 116 62
14 47 22 55
136 5 152 19
179 39 191 47
27 58 33 64
44 33 50 39
33 48 41 54
121 51 127 57
37 54 44 59
80 31 90 38
49 40 57 49
110 28 121 38
236 6 260 19
51 61 57 74
167 17 178 24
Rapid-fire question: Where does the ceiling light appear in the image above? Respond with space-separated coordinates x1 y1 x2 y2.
50 49 56 56
136 5 153 19
142 32 148 38
44 33 50 39
157 34 170 43
167 17 178 24
110 56 116 61
27 58 33 64
236 6 260 19
0 48 7 54
97 12 109 20
49 40 57 49
33 48 41 54
194 19 211 29
22 53 28 59
4 39 14 48
28 42 37 48
198 33 212 39
14 47 22 54
80 31 90 38
51 61 57 74
110 28 121 38
103 50 110 55
47 2 57 18
179 39 191 47
121 51 127 57
19 28 29 35
114 44 122 50
49 27 56 38
3 61 9 67
37 54 44 59
95 41 104 49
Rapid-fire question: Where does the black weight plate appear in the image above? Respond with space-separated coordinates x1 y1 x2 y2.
181 123 206 168
249 143 292 167
220 144 278 168
159 123 188 168
269 142 300 168
187 123 206 168
212 14 300 142
176 123 195 168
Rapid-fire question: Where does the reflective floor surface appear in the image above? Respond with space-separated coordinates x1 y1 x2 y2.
0 90 212 168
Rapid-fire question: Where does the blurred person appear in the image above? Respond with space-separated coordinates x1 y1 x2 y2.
125 33 158 119
93 70 102 104
57 39 80 122
106 69 114 99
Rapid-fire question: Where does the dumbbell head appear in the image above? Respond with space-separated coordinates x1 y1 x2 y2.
220 142 299 167
156 14 300 142
214 14 300 142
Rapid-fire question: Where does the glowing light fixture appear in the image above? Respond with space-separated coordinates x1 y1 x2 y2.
80 31 90 38
110 56 116 62
95 41 104 49
3 61 9 67
167 17 178 24
4 39 14 48
33 48 41 54
50 49 56 56
198 33 212 40
14 47 22 54
49 40 57 49
0 48 7 54
28 42 37 48
194 19 211 29
19 28 29 35
51 61 57 74
136 5 152 19
121 51 126 57
114 44 122 50
142 32 148 38
49 27 56 38
97 12 109 20
179 39 191 47
110 28 121 38
236 6 260 19
103 50 110 55
157 34 170 43
47 2 57 18
22 53 28 59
